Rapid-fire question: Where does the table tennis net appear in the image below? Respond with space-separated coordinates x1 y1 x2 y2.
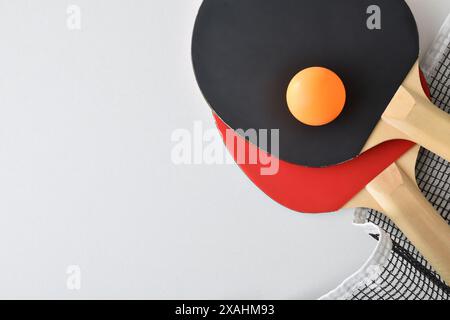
322 16 450 300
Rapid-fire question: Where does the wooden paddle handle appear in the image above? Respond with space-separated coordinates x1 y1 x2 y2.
379 62 450 162
382 86 450 162
366 163 450 284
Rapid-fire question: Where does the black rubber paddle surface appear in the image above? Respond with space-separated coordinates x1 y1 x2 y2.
192 0 419 167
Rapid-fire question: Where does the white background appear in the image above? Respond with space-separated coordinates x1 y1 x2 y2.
0 0 448 299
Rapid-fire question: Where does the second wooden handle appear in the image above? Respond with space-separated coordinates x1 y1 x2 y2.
366 163 450 284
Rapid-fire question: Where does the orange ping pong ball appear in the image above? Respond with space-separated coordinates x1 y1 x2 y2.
286 67 346 126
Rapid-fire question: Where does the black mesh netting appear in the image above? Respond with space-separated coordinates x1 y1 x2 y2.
349 42 450 300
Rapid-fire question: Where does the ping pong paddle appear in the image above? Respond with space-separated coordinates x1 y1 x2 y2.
215 115 450 283
192 0 450 167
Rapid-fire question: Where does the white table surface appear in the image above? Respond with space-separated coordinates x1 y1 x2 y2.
0 0 448 299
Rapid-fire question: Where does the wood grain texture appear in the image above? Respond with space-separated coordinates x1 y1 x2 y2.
364 62 450 162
